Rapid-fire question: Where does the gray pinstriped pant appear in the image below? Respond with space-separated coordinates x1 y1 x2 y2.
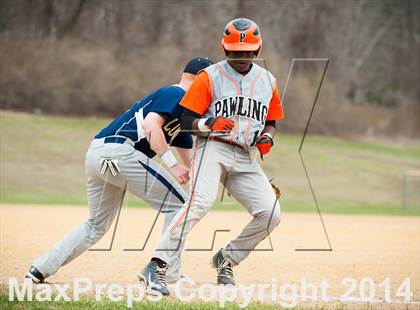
154 137 281 268
33 138 187 281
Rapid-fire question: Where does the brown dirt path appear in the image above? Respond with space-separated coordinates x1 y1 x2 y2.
1 204 419 308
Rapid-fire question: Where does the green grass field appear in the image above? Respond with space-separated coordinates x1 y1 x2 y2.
0 286 362 310
0 296 352 310
1 110 419 216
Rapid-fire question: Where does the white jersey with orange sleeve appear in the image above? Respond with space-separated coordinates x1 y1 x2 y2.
180 60 284 149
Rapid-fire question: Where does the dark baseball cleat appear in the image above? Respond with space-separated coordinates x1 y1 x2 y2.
211 249 235 286
25 266 44 283
138 260 170 296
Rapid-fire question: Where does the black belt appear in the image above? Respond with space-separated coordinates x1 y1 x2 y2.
104 136 127 144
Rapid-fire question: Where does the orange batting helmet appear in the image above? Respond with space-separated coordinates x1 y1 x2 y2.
221 18 262 52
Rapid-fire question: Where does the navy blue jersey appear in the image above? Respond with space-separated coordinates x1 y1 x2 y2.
95 85 192 158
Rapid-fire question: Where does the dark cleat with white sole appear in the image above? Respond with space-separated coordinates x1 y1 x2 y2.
138 260 170 296
211 249 235 286
25 266 45 283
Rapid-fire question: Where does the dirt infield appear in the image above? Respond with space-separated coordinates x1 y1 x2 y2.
1 204 419 308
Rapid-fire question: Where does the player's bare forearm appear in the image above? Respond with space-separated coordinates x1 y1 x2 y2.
174 147 192 167
262 120 276 138
142 112 170 155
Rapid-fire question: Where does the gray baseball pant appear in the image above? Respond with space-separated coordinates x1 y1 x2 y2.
154 137 281 267
33 138 187 281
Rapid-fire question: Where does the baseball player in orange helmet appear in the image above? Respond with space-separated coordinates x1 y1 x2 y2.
138 18 284 296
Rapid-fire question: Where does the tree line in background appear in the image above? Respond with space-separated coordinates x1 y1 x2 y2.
0 0 419 139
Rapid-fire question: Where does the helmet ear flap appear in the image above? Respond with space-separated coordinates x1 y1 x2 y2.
223 47 230 56
220 42 226 54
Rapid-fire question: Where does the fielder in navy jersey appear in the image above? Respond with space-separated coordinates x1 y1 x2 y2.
95 84 193 159
26 57 213 284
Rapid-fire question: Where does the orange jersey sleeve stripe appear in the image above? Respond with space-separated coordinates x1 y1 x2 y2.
266 83 284 121
179 71 212 115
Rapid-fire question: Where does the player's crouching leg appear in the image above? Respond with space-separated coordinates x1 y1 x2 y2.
264 199 281 233
218 197 281 284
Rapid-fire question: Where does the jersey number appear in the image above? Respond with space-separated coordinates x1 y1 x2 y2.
250 130 261 146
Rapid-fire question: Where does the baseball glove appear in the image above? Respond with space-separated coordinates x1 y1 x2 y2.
270 178 281 199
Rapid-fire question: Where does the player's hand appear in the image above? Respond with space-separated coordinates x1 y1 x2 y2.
205 117 234 133
255 134 273 160
170 163 190 184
